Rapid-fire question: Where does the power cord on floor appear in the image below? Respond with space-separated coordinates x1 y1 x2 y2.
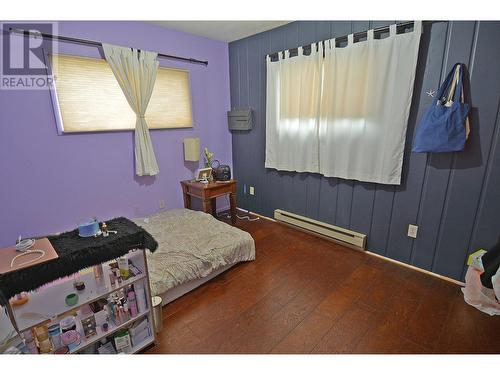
217 196 260 222
234 213 260 221
218 212 260 222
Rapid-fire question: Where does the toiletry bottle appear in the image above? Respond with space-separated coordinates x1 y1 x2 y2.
93 264 104 280
101 222 109 237
106 299 115 324
103 305 110 329
123 302 130 321
109 270 115 287
112 303 118 324
127 291 138 318
118 257 129 279
114 303 120 325
135 284 147 313
117 305 124 324
114 268 122 284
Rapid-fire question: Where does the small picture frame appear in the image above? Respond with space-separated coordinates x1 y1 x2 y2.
195 167 212 182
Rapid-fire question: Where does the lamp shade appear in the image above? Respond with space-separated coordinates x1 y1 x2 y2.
183 138 200 161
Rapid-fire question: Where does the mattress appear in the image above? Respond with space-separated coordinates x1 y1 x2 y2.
133 209 255 297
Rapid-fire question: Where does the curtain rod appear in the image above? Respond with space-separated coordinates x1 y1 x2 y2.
266 21 416 59
8 27 209 66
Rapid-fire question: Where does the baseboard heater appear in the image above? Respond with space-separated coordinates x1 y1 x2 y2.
274 209 366 250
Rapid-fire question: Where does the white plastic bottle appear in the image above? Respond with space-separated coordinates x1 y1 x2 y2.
135 284 147 313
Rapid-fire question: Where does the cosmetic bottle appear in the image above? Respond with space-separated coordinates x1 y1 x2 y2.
123 302 130 321
109 270 115 287
137 284 148 313
117 305 124 324
114 268 122 284
101 222 109 237
118 257 129 279
127 291 138 318
93 264 104 280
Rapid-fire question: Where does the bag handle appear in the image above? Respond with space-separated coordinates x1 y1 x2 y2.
453 64 464 103
461 77 471 139
451 63 470 139
436 63 462 104
446 65 461 103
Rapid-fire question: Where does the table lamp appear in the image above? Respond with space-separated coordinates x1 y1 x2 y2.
183 138 200 162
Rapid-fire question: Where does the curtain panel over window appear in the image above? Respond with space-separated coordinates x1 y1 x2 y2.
103 43 160 177
265 21 422 185
265 46 323 173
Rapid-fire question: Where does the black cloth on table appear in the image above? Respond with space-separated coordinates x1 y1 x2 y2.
480 238 500 289
0 217 158 306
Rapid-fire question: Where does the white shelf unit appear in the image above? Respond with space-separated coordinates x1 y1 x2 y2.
131 336 155 354
70 308 150 354
9 248 156 354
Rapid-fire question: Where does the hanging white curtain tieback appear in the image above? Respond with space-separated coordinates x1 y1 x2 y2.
138 114 146 118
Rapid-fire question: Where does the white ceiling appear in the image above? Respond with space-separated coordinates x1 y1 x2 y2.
149 21 291 42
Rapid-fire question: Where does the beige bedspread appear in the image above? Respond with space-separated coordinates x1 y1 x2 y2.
133 209 255 297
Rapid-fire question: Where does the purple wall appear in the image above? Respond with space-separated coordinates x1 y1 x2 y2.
0 21 232 247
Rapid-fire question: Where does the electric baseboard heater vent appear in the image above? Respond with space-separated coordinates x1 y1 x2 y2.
274 209 366 250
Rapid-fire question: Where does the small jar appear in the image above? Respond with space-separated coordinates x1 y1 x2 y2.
60 316 76 333
61 330 81 351
48 323 62 350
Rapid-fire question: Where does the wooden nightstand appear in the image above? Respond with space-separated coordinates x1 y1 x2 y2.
180 179 237 225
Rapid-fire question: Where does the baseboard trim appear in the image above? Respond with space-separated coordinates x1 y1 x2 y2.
237 207 465 287
366 251 465 286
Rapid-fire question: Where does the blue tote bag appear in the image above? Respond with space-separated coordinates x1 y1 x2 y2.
413 63 470 153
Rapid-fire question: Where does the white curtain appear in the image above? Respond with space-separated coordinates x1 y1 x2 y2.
265 45 323 173
319 22 421 184
103 43 160 176
265 22 422 185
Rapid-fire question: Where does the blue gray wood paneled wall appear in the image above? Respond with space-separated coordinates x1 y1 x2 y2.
228 21 500 282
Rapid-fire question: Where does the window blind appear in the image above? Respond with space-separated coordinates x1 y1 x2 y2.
51 54 193 132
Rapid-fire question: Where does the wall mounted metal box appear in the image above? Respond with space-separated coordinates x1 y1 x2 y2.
227 108 253 131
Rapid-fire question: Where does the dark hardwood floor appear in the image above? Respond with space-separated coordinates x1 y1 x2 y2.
145 214 500 354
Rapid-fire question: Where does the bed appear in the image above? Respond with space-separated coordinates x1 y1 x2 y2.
133 209 255 305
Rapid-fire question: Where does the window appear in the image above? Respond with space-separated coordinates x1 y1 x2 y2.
51 54 193 133
265 22 422 185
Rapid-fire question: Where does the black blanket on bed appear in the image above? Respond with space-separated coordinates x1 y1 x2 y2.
0 217 158 306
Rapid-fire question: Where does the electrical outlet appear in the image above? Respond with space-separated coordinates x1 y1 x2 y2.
159 199 166 209
249 186 255 195
407 224 418 239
